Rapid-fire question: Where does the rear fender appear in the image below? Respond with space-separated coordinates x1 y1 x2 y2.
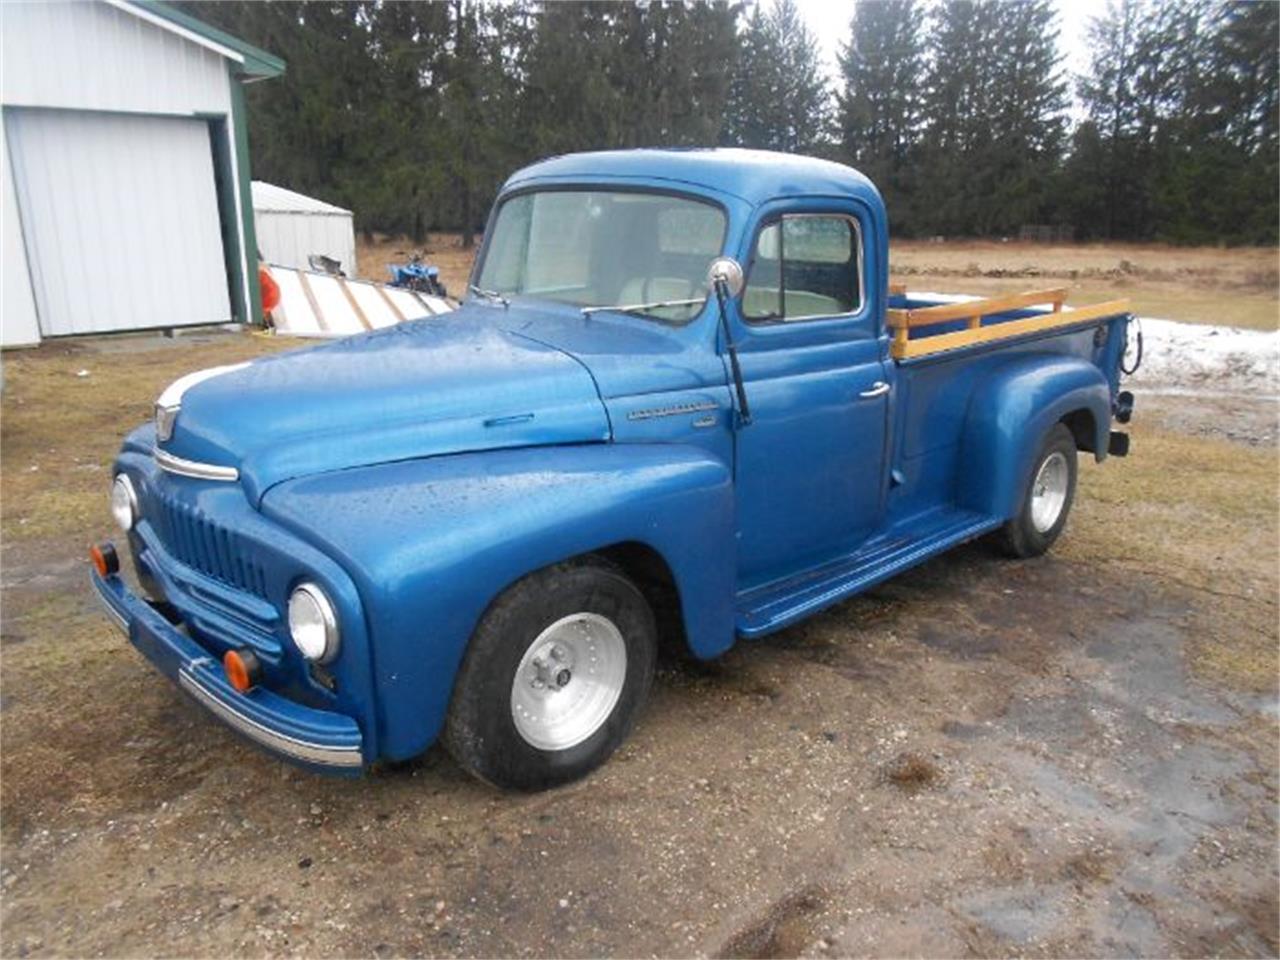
957 355 1111 520
261 444 735 761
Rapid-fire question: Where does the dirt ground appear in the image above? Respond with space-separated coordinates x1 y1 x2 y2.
357 234 1279 332
1 268 1277 957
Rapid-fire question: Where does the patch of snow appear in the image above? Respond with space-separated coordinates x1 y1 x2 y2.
1130 318 1278 397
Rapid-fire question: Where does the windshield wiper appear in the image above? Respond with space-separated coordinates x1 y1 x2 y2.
469 284 510 308
581 297 704 318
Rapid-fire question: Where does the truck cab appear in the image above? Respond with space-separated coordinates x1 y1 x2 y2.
93 149 1134 789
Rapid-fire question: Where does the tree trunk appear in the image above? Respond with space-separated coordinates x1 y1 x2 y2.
460 186 474 249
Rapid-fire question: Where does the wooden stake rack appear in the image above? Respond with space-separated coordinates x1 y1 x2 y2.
886 286 1130 360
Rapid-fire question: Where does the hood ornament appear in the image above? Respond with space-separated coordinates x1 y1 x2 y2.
152 362 251 445
155 402 179 442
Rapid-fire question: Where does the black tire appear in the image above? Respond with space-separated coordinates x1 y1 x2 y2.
442 558 657 791
998 422 1078 558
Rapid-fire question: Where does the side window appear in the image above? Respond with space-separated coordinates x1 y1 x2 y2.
742 215 862 322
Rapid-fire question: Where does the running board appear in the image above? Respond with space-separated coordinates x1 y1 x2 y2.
735 511 1002 638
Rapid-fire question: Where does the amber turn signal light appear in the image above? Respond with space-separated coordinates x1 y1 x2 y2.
224 648 262 694
90 542 119 577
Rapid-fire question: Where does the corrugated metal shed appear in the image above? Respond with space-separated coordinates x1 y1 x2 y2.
0 0 283 348
252 181 357 276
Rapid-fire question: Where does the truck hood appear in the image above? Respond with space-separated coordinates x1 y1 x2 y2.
164 315 611 503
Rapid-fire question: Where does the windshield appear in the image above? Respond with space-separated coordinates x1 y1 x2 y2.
474 189 726 323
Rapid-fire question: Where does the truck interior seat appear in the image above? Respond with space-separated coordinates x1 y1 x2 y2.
618 276 698 305
743 286 846 319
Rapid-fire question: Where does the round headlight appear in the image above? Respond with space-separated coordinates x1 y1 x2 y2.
288 583 340 663
111 474 138 531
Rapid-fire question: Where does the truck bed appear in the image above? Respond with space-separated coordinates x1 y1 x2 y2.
886 287 1130 361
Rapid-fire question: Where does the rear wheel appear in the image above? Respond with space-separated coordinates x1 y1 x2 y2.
443 559 656 790
999 423 1078 558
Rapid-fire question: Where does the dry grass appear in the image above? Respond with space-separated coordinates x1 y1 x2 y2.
890 239 1279 330
0 333 306 720
355 232 478 298
889 239 1278 282
1062 849 1117 888
0 333 301 543
1064 425 1278 590
1062 419 1279 693
883 751 943 791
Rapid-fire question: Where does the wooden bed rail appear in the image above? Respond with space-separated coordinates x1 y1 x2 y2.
885 286 1130 360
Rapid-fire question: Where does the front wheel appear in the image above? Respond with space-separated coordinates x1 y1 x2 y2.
998 422 1078 558
442 559 656 790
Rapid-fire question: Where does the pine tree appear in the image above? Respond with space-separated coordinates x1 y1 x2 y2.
522 3 626 155
360 0 452 242
1067 0 1233 241
178 0 1274 246
1069 0 1147 239
723 4 775 148
917 0 1000 234
608 1 739 147
1184 1 1279 242
836 1 926 232
981 0 1067 234
725 0 832 153
917 0 1065 237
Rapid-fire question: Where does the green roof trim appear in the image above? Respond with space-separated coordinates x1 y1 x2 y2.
127 0 286 79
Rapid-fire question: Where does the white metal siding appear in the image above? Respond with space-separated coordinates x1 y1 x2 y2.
1 115 40 347
0 1 231 117
255 210 357 276
7 109 230 336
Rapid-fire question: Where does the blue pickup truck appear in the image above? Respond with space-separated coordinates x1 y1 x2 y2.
92 149 1134 789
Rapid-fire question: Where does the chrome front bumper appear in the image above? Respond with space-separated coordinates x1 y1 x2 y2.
92 570 364 771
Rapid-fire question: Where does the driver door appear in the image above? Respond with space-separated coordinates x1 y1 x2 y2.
731 208 890 588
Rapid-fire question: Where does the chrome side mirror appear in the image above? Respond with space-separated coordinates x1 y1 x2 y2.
707 257 745 297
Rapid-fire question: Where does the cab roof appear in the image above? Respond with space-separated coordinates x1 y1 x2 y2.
503 148 882 208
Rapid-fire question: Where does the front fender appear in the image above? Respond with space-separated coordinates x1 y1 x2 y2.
261 443 735 761
957 354 1111 520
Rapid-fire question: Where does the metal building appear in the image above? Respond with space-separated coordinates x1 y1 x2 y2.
1 0 283 348
252 181 357 276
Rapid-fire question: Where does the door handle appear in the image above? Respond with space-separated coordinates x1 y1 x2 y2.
859 381 890 399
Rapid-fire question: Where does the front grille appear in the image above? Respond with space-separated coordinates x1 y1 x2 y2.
149 488 269 599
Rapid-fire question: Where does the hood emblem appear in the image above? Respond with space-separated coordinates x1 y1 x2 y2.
627 400 718 422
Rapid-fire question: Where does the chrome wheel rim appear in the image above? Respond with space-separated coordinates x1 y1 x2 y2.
510 613 627 751
1030 451 1069 533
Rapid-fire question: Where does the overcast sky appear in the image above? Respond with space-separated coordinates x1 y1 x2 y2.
793 0 1111 98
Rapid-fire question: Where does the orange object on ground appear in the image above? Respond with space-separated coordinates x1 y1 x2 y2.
259 264 281 314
